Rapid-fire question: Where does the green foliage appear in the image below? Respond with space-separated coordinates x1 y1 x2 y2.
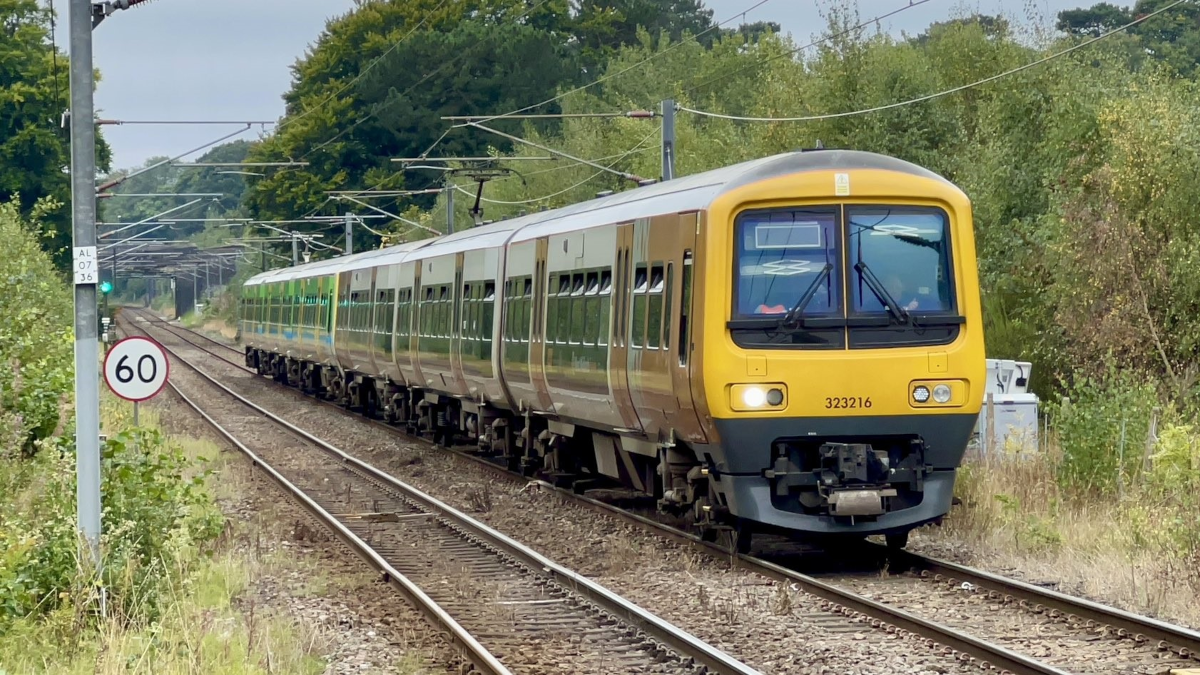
1057 0 1200 76
0 0 111 268
0 199 74 452
1050 362 1159 492
0 428 223 632
382 3 1200 416
242 0 724 254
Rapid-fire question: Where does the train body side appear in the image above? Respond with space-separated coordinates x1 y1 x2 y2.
239 149 985 544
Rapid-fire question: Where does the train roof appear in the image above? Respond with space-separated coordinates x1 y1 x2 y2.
243 150 958 285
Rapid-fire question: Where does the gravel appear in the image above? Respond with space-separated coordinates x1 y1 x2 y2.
834 571 1199 675
134 316 989 675
145 367 469 675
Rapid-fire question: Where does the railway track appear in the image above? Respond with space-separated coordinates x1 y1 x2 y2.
127 309 1200 675
116 312 761 675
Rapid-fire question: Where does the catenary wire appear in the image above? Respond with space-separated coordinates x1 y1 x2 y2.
684 0 936 95
463 0 777 128
679 0 1193 123
451 129 661 205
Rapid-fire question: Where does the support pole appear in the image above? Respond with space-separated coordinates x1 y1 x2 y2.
344 212 353 255
661 99 676 182
446 180 455 234
291 232 299 266
69 0 102 564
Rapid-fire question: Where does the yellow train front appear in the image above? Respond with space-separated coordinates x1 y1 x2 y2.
679 151 986 549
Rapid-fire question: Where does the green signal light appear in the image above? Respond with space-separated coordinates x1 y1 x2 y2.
99 281 113 294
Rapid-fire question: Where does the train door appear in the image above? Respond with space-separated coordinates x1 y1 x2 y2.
449 253 467 393
626 216 678 439
529 237 555 411
610 223 643 432
410 261 426 389
667 212 707 444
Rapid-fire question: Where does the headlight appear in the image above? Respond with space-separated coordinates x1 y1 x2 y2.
742 387 767 408
730 384 787 411
910 380 967 407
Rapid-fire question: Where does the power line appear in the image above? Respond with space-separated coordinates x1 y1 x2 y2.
466 122 653 184
465 0 777 128
679 0 1192 123
96 124 254 193
684 0 936 95
97 119 278 126
453 130 660 205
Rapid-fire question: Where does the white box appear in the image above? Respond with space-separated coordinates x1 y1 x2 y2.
974 392 1040 454
984 358 1033 396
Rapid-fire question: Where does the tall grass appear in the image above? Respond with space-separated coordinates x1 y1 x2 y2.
930 402 1200 627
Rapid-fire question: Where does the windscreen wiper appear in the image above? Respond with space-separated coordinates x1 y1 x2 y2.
853 261 909 324
781 262 832 327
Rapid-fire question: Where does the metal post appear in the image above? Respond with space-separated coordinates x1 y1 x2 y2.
446 180 455 234
69 0 102 564
291 232 299 266
260 241 266 272
661 99 676 182
344 212 353 255
133 401 139 427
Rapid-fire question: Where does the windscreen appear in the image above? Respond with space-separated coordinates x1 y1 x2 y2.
846 207 954 314
734 208 841 318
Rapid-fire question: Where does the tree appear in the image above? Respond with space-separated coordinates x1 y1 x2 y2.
571 0 716 66
0 0 112 268
173 140 254 225
243 12 580 241
1057 0 1200 76
1056 2 1133 37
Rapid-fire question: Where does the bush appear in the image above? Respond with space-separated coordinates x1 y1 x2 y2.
0 200 224 636
0 198 74 453
1050 361 1159 492
0 428 223 632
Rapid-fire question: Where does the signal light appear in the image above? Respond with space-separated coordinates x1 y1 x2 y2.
100 281 113 294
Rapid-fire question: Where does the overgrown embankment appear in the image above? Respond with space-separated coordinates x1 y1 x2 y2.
0 200 353 673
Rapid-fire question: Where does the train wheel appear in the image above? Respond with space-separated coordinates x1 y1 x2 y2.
885 531 910 551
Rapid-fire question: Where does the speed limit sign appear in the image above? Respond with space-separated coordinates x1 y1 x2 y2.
104 337 170 402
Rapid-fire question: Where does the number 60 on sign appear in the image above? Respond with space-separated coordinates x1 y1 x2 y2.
104 337 169 402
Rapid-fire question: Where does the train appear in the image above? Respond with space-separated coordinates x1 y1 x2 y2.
239 148 986 552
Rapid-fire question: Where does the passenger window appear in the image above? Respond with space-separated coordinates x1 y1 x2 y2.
556 273 571 343
570 275 585 345
647 264 664 349
631 264 648 348
663 263 673 350
679 251 693 366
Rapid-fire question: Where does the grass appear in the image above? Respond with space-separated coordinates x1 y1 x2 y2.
918 433 1200 629
0 549 328 675
0 394 333 674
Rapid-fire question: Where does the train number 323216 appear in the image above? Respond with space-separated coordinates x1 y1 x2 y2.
824 396 872 409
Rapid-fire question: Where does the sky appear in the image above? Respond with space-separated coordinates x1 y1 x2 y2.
70 0 1108 172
